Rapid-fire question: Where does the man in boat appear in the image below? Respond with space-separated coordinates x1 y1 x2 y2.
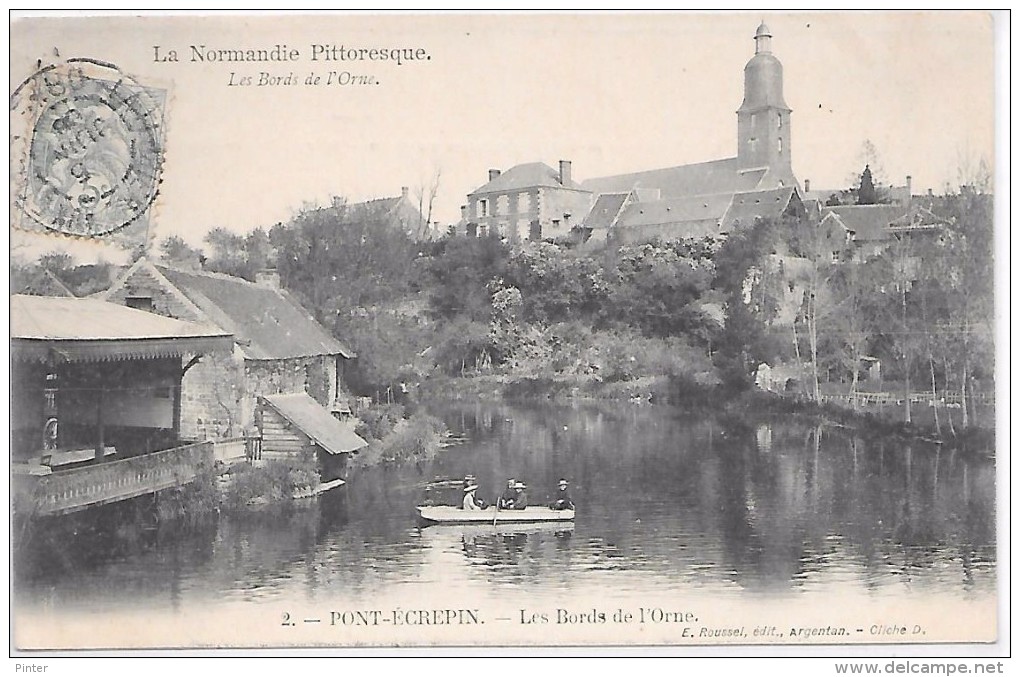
462 481 485 510
510 481 528 510
498 478 518 509
549 478 574 510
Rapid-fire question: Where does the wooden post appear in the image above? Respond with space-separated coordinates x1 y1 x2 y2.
43 353 60 451
94 376 105 464
172 381 182 443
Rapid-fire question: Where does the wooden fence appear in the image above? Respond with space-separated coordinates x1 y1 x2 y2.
819 391 995 407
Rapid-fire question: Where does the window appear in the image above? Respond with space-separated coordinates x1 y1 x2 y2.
750 113 757 127
529 221 542 241
778 137 783 154
125 296 153 312
479 199 488 217
778 115 783 130
831 251 840 264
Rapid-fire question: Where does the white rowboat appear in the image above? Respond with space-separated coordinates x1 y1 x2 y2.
416 505 575 525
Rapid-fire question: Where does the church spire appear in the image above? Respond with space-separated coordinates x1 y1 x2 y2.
754 21 773 54
737 22 794 185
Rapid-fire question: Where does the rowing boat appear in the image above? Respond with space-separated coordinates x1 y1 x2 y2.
416 505 575 525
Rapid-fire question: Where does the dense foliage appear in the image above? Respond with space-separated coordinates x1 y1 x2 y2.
13 178 994 434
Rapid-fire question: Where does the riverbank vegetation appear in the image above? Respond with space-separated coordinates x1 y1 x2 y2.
218 457 320 510
14 175 994 443
353 403 448 468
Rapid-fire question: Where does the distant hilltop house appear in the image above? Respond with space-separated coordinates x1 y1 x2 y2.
457 161 594 241
455 23 807 246
102 258 366 474
305 187 437 240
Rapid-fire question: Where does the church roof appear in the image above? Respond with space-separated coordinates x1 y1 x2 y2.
721 186 798 231
469 162 585 195
617 193 733 229
585 193 631 231
581 158 768 200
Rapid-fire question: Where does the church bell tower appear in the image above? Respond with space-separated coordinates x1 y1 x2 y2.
737 22 794 185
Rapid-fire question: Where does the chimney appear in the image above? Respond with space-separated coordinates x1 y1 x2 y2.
906 175 913 198
559 160 572 186
256 268 281 289
803 178 810 193
488 169 501 181
401 186 409 199
460 205 467 220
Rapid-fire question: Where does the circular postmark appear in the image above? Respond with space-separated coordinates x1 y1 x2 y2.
10 58 165 238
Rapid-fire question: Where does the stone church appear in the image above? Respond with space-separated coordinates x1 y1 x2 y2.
579 21 804 245
457 23 806 245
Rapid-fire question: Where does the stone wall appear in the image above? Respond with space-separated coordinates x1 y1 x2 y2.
241 355 341 433
106 263 347 440
180 348 246 440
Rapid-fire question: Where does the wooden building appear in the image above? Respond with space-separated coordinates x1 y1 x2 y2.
103 259 366 465
11 295 233 517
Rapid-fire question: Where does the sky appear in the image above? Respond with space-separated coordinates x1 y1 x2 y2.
8 11 1000 261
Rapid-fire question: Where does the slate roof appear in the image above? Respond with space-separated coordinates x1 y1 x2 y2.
12 295 232 363
155 265 353 360
469 162 585 195
720 186 798 231
585 193 631 230
824 205 908 242
18 269 77 298
581 158 767 200
617 193 733 229
264 392 368 455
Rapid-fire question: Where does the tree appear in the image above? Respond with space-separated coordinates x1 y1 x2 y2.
858 164 878 205
420 231 509 321
204 227 249 279
272 199 418 323
415 167 442 239
158 235 204 269
711 218 785 390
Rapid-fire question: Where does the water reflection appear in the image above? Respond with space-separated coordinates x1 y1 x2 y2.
14 401 996 615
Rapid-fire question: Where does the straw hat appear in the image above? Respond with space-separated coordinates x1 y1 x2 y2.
558 479 569 488
464 483 479 492
514 481 527 489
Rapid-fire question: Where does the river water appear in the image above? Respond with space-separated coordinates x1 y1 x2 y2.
13 400 997 649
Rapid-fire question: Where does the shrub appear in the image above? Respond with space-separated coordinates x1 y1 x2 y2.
154 462 220 522
354 402 406 440
356 412 447 468
221 456 320 511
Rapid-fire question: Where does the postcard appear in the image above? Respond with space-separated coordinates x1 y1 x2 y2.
8 11 1003 658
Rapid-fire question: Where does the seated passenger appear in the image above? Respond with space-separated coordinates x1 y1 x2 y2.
549 478 574 510
498 478 518 509
462 482 485 510
511 481 528 510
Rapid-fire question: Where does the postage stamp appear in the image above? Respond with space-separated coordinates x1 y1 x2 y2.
9 58 165 243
